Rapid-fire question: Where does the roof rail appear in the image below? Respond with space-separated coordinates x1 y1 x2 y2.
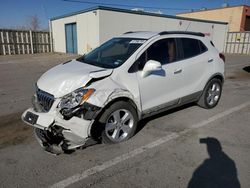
123 31 134 34
159 31 205 37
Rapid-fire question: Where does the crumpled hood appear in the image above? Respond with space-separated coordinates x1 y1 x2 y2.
37 59 113 98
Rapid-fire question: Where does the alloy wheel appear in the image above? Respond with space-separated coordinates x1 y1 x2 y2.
105 109 134 142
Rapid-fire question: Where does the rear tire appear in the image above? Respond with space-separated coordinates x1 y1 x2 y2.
98 101 138 144
197 78 222 109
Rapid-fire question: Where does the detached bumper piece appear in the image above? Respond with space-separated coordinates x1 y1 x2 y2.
35 128 64 155
22 102 102 154
34 123 88 155
34 127 98 155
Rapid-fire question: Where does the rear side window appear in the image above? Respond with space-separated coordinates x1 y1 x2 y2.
181 38 207 59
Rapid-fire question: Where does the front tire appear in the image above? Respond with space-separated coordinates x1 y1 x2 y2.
99 101 138 144
198 78 222 109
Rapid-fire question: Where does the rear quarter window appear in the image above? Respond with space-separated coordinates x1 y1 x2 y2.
199 41 208 53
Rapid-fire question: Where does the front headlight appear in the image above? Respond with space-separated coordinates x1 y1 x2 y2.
58 88 95 109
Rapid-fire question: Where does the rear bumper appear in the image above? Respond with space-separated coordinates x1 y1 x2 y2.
21 108 94 153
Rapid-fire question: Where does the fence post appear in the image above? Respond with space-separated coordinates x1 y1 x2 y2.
29 30 33 54
21 32 25 54
1 31 6 55
242 32 246 54
6 31 11 55
46 33 49 52
42 33 45 53
16 32 20 54
25 32 29 54
49 20 53 52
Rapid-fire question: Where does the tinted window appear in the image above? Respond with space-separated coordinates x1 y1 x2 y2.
137 38 178 70
147 38 177 65
199 41 208 53
181 38 201 58
137 52 147 70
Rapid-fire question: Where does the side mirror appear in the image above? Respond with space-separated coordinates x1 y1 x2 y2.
141 60 162 78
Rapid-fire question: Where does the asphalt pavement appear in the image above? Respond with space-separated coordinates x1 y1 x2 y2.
0 53 249 188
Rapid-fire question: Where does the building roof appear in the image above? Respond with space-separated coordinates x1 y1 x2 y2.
178 4 249 15
50 6 228 25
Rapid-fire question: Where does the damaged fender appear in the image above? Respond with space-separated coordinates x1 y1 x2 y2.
86 76 141 118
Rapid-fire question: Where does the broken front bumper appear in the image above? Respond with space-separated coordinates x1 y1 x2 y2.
21 105 99 154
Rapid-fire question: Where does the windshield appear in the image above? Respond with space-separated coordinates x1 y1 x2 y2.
77 38 146 68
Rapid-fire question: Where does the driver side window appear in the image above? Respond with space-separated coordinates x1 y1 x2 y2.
137 38 177 70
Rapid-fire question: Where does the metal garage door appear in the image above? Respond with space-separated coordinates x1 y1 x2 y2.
65 23 77 53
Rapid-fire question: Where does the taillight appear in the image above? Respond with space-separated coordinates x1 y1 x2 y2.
219 53 225 63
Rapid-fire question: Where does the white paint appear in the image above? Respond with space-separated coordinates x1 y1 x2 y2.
51 8 227 54
37 60 109 98
99 10 227 52
51 11 100 54
50 101 250 188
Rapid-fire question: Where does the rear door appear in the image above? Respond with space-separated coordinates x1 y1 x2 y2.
176 37 212 96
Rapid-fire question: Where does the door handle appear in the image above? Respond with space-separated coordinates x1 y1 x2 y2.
174 69 182 74
208 58 214 63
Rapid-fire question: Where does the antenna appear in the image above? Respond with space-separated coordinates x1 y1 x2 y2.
185 22 191 31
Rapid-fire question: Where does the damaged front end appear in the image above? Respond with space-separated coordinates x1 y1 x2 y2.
22 88 102 155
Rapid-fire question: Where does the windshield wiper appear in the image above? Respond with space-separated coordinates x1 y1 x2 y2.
76 55 85 63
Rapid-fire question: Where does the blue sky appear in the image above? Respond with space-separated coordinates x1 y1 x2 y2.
0 0 248 29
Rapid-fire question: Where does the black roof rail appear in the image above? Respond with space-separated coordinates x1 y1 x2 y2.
159 31 205 37
123 31 134 34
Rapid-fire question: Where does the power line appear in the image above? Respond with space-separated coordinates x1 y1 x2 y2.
62 0 195 11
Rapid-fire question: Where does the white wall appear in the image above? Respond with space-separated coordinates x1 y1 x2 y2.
51 10 99 54
51 8 228 54
98 10 228 52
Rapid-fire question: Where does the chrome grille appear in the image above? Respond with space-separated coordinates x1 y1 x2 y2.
36 88 54 112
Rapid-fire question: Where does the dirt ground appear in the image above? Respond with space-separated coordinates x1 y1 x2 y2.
0 53 79 149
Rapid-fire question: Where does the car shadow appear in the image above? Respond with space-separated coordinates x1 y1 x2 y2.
136 102 196 134
187 137 241 188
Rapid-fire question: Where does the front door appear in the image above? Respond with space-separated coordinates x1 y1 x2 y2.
65 23 77 53
137 38 183 112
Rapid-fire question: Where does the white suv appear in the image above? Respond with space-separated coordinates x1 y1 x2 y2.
22 31 225 154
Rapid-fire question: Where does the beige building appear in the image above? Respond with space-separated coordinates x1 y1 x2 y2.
177 5 250 32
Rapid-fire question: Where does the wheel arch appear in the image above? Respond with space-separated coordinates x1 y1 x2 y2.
199 73 224 102
209 73 224 85
90 96 140 141
101 97 140 119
